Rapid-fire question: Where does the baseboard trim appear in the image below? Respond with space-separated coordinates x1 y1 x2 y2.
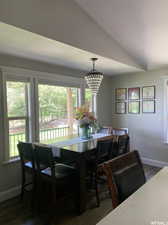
141 157 168 168
0 186 20 203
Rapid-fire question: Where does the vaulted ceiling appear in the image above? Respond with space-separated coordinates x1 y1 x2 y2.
74 0 168 70
0 0 168 75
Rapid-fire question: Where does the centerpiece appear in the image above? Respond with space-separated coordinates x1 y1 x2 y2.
75 104 97 139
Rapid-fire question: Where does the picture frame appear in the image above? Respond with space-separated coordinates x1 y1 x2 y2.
115 102 126 114
142 86 155 99
128 87 140 100
128 101 140 114
142 100 155 113
115 88 127 101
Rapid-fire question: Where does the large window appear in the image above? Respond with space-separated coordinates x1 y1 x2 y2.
38 84 78 144
0 70 85 161
6 81 30 158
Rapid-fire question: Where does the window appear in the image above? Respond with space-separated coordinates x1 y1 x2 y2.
85 88 93 111
38 84 78 144
0 68 85 161
6 81 30 158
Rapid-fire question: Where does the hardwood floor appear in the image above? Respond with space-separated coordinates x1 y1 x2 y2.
0 165 161 225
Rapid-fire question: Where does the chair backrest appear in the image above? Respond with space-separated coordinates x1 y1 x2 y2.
34 145 55 177
96 136 113 163
117 135 130 155
17 142 35 169
112 128 128 135
99 151 146 208
98 127 112 135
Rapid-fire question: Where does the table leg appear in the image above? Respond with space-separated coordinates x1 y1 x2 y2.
76 155 87 214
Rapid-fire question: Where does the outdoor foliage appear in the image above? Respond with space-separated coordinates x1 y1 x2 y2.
7 82 27 117
7 82 80 119
39 85 77 119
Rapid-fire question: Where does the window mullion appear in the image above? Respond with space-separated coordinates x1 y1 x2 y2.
8 116 27 120
1 74 10 160
25 82 30 142
33 78 39 142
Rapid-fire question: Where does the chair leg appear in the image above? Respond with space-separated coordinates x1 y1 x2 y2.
95 172 100 207
21 170 25 201
31 174 36 211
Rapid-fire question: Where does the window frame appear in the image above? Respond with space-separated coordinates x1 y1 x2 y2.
5 79 31 159
0 66 86 162
37 81 80 143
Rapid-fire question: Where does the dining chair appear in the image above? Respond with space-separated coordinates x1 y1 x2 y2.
97 126 113 135
87 136 114 207
113 134 130 157
112 128 128 135
17 142 36 205
34 145 78 213
99 150 146 209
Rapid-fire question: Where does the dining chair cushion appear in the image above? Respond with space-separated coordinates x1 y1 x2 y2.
24 161 48 171
24 161 34 168
114 163 145 202
41 163 76 179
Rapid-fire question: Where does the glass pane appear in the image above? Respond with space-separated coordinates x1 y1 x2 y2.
38 84 78 144
85 88 93 111
9 119 26 158
7 81 27 117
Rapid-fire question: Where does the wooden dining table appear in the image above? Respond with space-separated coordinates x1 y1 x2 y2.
50 133 112 213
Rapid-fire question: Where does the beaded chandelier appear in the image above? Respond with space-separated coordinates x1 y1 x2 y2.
85 58 103 95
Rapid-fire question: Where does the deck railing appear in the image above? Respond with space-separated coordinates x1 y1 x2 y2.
9 126 69 157
39 126 69 142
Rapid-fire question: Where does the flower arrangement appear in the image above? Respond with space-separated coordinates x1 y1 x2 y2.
75 104 97 128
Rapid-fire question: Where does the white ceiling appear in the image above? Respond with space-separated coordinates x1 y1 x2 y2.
0 22 142 75
74 0 168 69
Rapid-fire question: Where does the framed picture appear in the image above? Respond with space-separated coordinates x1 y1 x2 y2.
115 88 127 101
142 86 155 99
142 100 155 113
115 102 126 114
128 87 140 100
128 101 140 114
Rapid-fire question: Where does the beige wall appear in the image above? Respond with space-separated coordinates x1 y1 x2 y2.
97 77 113 126
0 54 83 77
111 68 168 163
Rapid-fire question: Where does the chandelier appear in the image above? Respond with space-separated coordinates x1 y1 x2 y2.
85 58 103 95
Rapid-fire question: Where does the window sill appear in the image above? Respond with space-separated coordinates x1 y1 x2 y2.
2 157 20 165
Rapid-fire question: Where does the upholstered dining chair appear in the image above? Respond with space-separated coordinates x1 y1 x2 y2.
112 128 128 136
87 136 114 207
17 142 36 205
97 126 113 135
99 151 146 209
34 145 78 213
113 134 130 157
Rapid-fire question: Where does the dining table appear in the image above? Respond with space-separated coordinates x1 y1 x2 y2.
49 133 112 213
97 167 168 225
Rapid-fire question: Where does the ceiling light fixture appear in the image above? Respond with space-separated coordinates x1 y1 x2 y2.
85 58 103 95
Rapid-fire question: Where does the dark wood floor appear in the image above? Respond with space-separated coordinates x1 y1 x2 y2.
0 165 161 225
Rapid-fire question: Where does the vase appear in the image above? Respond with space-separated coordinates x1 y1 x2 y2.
80 126 90 139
